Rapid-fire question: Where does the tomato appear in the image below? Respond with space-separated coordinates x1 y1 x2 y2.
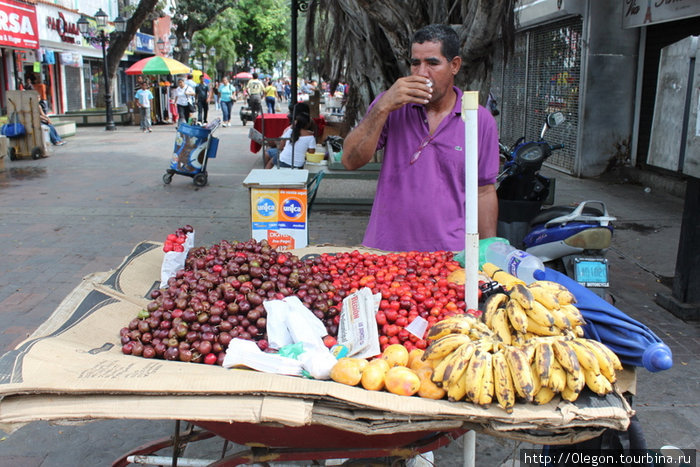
375 311 387 326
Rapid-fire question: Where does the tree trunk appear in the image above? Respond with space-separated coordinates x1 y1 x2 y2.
105 0 160 91
305 0 515 129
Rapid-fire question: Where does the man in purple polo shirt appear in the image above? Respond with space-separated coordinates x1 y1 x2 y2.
342 24 499 252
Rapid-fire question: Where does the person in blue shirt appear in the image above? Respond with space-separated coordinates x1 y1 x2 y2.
134 81 154 132
218 76 235 127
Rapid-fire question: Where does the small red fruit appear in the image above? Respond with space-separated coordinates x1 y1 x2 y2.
323 335 337 348
204 353 217 365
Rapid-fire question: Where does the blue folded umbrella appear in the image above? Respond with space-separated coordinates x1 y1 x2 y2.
539 268 673 372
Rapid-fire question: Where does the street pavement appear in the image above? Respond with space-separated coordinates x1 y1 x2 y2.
0 104 697 466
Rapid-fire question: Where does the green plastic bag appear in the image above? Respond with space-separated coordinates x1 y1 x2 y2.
454 237 509 268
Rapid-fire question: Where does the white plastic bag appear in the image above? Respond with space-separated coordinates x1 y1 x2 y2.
159 231 195 286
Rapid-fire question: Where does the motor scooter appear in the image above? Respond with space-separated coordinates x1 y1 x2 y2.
496 112 616 294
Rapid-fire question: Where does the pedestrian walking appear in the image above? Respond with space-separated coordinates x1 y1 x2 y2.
264 79 278 114
246 73 264 117
212 80 220 110
172 78 195 124
195 79 211 124
218 76 235 127
134 81 153 132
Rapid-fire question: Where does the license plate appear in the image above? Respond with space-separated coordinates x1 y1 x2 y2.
573 257 609 287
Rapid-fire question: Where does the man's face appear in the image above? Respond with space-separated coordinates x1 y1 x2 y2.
410 40 461 104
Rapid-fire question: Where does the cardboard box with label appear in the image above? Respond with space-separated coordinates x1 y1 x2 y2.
243 169 309 250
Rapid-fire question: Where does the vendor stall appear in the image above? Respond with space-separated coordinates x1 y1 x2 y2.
250 113 325 154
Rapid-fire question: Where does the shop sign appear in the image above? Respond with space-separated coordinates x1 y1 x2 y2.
46 11 79 44
623 0 700 28
0 0 39 49
134 32 154 53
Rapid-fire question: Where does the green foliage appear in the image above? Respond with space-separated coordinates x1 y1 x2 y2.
176 0 289 75
231 0 289 71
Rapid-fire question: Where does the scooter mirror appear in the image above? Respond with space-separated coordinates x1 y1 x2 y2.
547 112 566 128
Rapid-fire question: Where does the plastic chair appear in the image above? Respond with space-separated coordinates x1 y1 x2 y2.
306 171 325 214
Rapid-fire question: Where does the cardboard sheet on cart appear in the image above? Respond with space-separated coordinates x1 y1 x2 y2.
0 241 631 441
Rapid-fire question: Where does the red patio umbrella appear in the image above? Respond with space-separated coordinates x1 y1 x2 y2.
233 72 253 79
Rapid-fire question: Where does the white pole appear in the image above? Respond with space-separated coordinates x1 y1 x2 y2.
461 91 480 467
462 91 479 312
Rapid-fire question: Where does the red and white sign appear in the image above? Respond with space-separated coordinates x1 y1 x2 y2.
0 0 39 49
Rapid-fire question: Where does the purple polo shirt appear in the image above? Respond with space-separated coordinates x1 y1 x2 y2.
362 86 499 252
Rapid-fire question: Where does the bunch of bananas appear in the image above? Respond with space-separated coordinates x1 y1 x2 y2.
421 274 623 412
481 266 587 344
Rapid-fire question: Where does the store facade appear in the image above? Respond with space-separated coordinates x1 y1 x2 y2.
493 0 699 178
0 0 39 113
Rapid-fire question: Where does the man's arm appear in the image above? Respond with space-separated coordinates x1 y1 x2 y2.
478 184 498 239
342 76 433 170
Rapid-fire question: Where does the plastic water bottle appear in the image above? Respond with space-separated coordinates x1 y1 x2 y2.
483 240 545 284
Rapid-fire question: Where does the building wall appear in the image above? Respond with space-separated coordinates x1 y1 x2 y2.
577 1 639 177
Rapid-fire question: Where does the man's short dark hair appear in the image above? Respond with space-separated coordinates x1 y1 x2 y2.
412 24 460 61
252 72 259 79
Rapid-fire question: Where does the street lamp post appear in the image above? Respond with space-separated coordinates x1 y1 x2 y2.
77 9 127 131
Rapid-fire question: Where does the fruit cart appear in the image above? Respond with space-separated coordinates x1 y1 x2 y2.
4 90 47 161
112 420 467 466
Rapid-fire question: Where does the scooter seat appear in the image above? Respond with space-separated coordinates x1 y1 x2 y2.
530 205 604 227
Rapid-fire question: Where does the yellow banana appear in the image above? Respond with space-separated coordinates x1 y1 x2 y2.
566 365 586 395
582 366 612 396
577 339 618 383
422 333 472 361
464 349 488 402
490 308 512 345
530 280 569 293
526 319 561 337
547 357 567 393
506 299 529 334
569 339 601 374
579 338 622 370
526 301 556 327
533 386 557 405
531 360 542 394
512 331 527 347
572 325 585 337
535 341 554 388
560 304 586 326
476 352 494 407
552 339 581 374
561 385 579 402
426 317 472 341
505 346 535 401
493 351 516 413
521 342 537 363
509 283 535 310
483 293 509 328
555 289 577 306
431 347 464 386
482 263 526 288
529 286 560 310
446 368 469 402
549 307 573 330
445 342 477 388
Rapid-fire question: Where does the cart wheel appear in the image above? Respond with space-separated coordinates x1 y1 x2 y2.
8 147 16 161
31 147 43 160
193 173 207 187
162 173 173 184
